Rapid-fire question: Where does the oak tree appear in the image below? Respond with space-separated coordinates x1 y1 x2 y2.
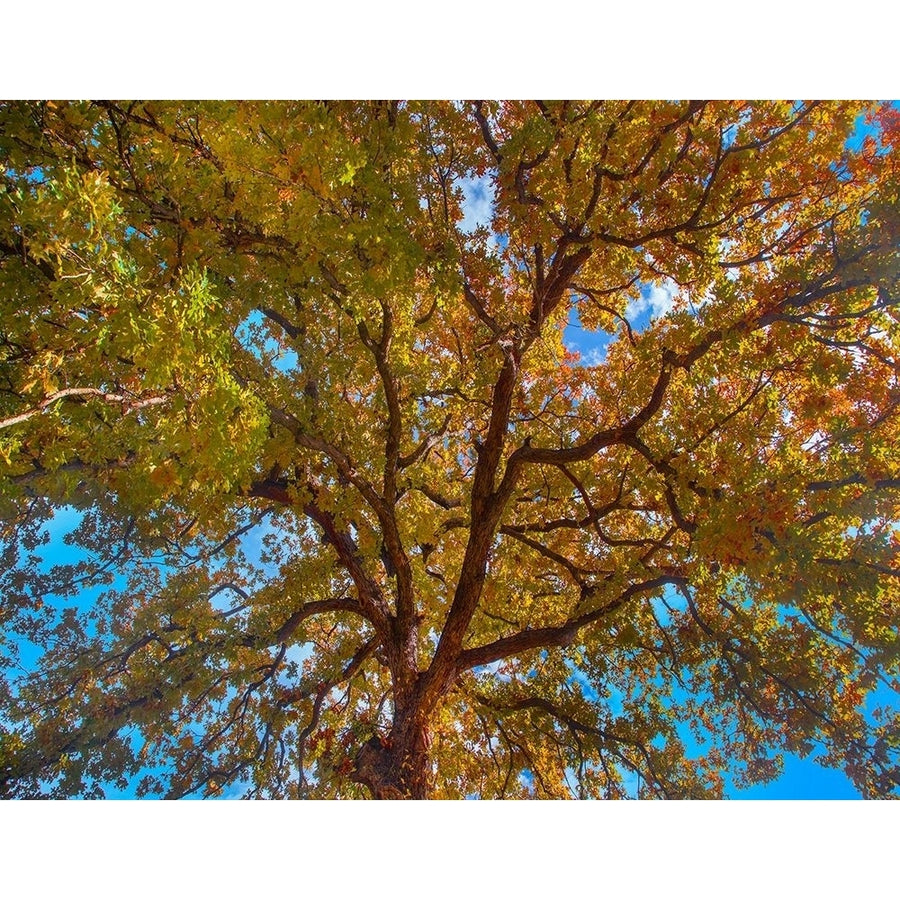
0 100 898 798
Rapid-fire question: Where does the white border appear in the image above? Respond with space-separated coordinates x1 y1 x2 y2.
2 801 896 895
3 2 897 98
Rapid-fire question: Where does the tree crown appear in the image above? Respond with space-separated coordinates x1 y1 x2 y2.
1 100 898 798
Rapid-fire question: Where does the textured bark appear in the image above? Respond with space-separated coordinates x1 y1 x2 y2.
352 715 431 800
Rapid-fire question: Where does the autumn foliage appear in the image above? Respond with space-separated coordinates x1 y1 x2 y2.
0 101 898 798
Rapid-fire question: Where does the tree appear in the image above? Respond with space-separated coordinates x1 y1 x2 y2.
0 100 897 799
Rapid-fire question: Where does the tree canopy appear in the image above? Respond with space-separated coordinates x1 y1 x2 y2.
0 100 898 799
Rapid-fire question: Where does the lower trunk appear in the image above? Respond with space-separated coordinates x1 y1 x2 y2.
351 718 431 799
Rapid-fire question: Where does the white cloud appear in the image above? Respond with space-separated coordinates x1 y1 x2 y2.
457 174 494 234
626 279 679 322
582 346 608 366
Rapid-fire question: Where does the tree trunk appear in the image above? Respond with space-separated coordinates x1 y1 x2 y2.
351 712 431 799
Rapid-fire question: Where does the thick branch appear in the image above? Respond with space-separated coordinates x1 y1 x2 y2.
459 575 685 670
0 387 168 431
